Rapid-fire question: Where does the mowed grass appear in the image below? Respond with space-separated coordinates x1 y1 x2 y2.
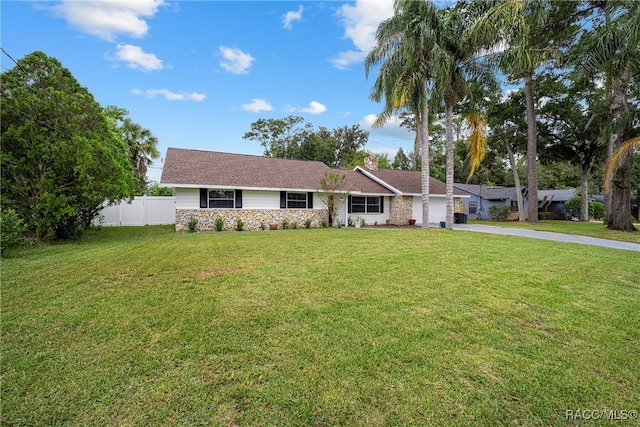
2 226 639 426
468 219 640 244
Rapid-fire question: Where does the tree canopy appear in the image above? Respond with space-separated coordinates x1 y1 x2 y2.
1 51 142 240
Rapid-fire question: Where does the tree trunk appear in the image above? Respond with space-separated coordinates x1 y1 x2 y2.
524 73 539 223
579 165 589 222
506 142 525 221
421 83 430 230
445 102 454 228
604 133 613 217
608 147 635 231
608 67 636 231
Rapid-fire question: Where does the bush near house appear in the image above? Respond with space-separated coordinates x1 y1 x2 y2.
565 196 605 220
489 205 511 221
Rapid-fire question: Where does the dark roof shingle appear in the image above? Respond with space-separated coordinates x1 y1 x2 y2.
161 148 393 194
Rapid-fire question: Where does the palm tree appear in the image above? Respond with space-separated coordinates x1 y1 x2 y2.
365 0 449 229
578 0 639 231
468 0 558 224
121 118 160 192
430 5 496 228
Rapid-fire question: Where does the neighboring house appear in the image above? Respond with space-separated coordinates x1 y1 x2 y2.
453 184 528 220
160 148 468 231
538 188 578 216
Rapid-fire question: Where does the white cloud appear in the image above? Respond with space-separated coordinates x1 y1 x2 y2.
132 89 206 101
219 46 255 74
361 113 414 140
241 98 273 112
283 5 303 30
52 0 165 41
110 44 163 71
332 0 394 70
300 101 327 115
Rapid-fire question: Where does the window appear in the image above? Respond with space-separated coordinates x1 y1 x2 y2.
511 200 518 211
349 196 383 214
209 190 234 208
280 192 314 209
200 189 242 209
287 192 307 209
469 201 477 214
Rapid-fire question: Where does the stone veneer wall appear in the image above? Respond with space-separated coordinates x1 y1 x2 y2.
175 208 329 232
389 196 413 225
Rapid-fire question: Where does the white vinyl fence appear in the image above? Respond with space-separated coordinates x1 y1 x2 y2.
93 196 175 226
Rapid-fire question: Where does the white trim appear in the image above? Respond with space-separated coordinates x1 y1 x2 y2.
354 166 403 195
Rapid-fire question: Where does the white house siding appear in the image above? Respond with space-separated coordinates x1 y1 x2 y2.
412 196 447 225
175 187 200 209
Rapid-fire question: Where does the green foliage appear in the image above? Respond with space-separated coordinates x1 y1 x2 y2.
489 205 511 221
281 219 289 230
147 182 173 196
291 221 298 230
260 221 266 231
214 216 224 232
321 220 328 228
188 217 198 233
317 172 350 227
235 219 244 232
304 219 312 229
243 116 368 168
591 202 604 221
1 208 27 254
566 196 606 221
539 212 556 220
1 51 137 241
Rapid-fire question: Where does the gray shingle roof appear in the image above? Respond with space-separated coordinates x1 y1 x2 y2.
357 167 466 196
160 148 393 194
453 184 522 200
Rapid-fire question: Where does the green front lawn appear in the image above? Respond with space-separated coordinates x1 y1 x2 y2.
469 219 640 244
3 226 639 425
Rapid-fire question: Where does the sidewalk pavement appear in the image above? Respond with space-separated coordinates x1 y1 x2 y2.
451 223 640 252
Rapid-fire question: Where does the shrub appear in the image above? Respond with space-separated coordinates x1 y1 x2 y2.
489 205 511 221
260 221 266 231
321 220 328 228
235 219 244 231
1 207 26 254
591 202 604 221
539 212 556 220
215 216 224 232
566 196 604 220
304 219 312 229
281 219 289 230
188 216 198 232
291 221 298 230
565 196 582 219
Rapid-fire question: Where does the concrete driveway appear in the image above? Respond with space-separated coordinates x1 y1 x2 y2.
452 223 640 252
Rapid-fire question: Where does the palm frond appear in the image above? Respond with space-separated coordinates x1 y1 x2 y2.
604 135 640 192
465 110 487 181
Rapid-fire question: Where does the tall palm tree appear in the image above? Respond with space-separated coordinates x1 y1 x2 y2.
468 0 557 224
121 118 160 192
578 0 639 231
430 5 496 228
365 0 449 229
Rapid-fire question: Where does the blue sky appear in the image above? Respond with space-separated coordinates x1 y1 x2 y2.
2 0 456 182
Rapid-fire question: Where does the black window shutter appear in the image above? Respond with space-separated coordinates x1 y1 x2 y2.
200 188 208 208
348 195 352 213
380 196 384 213
280 191 287 209
307 192 313 209
235 190 242 208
